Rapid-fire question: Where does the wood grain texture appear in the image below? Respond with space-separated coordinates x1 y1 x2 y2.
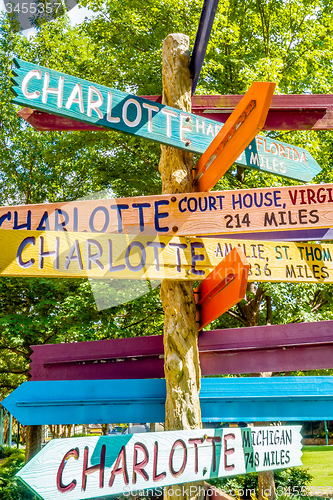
194 81 275 191
16 427 302 500
1 183 332 236
3 376 333 425
2 230 333 283
29 320 333 381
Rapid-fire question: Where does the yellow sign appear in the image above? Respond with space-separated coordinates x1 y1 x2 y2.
1 230 333 283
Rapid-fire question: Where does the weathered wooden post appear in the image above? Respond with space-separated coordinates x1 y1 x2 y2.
159 33 204 500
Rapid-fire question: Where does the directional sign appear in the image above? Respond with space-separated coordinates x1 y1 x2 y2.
11 59 224 155
18 93 333 131
30 320 333 381
16 427 302 500
194 94 333 131
193 81 275 191
2 230 333 283
190 0 220 95
195 247 249 330
234 135 320 182
3 376 333 424
13 63 320 183
1 183 333 237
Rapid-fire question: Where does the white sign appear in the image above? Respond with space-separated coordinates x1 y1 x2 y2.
17 427 302 500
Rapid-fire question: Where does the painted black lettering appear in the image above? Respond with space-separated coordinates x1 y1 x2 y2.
65 241 83 271
264 212 278 227
110 204 129 233
55 209 69 231
16 236 35 268
309 209 319 224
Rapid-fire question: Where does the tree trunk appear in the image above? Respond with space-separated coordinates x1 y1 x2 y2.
101 424 109 435
159 34 204 500
25 425 42 463
258 469 276 500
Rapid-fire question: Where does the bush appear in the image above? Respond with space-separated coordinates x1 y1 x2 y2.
275 468 313 490
208 467 313 499
0 448 38 500
0 446 16 460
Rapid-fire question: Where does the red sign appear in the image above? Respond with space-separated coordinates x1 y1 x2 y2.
193 81 275 192
195 247 249 330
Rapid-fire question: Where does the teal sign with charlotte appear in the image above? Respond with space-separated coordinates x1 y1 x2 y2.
12 58 222 155
12 59 321 182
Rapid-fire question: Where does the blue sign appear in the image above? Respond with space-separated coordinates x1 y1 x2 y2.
3 377 333 425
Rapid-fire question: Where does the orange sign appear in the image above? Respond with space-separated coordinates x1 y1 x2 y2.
195 247 249 330
193 81 276 192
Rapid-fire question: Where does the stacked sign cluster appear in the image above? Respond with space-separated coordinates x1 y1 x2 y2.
2 58 333 500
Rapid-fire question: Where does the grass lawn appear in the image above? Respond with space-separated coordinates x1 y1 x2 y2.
301 446 333 494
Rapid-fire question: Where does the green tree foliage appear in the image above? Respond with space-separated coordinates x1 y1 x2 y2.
0 447 37 499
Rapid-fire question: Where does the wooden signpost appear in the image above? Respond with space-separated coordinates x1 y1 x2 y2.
234 135 321 182
18 93 333 131
1 182 333 237
16 427 302 500
12 63 321 183
3 376 333 425
8 24 330 500
193 81 275 192
195 247 249 330
29 320 333 381
2 229 333 283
